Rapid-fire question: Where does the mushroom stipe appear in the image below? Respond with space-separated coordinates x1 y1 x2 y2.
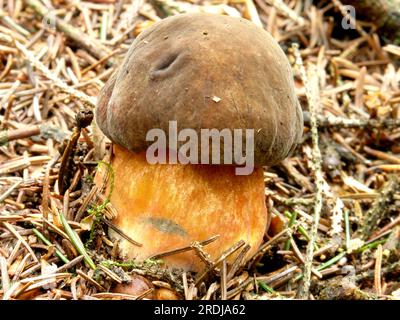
95 145 267 272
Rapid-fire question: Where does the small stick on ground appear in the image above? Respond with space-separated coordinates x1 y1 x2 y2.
0 180 22 203
76 269 105 291
24 0 115 65
149 235 219 260
0 126 40 146
220 260 227 300
360 175 400 240
302 112 400 129
292 43 325 299
363 146 400 165
100 217 142 247
195 240 246 286
192 241 214 270
14 40 96 108
374 245 383 296
2 222 39 263
0 256 10 293
55 256 84 273
248 226 293 268
226 244 251 281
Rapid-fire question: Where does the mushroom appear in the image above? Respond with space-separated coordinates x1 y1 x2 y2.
95 13 303 272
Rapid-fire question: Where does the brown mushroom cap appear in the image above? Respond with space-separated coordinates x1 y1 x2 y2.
96 13 303 166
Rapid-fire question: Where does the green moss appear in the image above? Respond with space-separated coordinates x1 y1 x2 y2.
100 258 164 270
86 161 115 248
101 260 139 269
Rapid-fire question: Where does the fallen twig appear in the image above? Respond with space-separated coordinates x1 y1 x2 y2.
359 175 400 240
292 43 325 299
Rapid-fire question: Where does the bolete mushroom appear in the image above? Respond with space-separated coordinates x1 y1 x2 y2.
95 13 303 272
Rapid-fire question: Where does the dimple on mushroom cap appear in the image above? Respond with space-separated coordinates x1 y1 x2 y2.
96 13 303 166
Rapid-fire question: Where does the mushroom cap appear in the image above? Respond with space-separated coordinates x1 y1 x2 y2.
96 13 303 166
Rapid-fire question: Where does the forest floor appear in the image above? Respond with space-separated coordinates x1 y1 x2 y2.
0 0 399 300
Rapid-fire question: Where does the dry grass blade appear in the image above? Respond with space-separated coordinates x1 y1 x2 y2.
226 244 251 281
100 217 142 247
374 244 383 296
2 222 38 263
220 260 227 300
149 235 220 260
0 256 10 293
55 256 84 273
14 40 96 108
76 269 105 291
97 264 123 283
0 180 22 203
58 196 96 269
32 228 69 264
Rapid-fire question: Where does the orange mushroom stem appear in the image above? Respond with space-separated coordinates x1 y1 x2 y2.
96 144 267 272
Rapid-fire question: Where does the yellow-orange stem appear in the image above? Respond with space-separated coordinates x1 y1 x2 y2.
96 145 267 272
